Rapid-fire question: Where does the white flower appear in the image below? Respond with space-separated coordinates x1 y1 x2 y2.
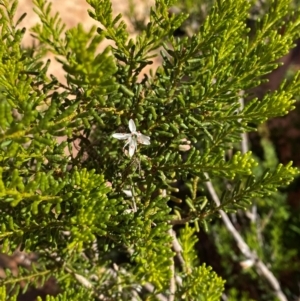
112 119 150 157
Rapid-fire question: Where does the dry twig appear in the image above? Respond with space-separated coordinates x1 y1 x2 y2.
204 174 287 301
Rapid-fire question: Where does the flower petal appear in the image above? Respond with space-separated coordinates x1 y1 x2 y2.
128 138 137 157
123 190 133 197
137 133 151 145
112 133 131 140
129 119 136 133
123 136 132 149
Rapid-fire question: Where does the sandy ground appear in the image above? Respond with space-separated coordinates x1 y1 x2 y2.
16 0 157 82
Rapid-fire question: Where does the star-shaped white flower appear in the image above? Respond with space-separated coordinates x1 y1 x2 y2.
112 119 150 157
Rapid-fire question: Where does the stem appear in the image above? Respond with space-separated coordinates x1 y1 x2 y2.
204 174 288 301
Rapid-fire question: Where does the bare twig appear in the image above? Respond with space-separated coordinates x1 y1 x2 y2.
204 175 288 301
144 283 168 301
65 266 93 289
239 94 258 226
238 93 249 156
169 229 185 267
168 259 176 301
168 229 177 301
222 293 229 301
168 229 184 290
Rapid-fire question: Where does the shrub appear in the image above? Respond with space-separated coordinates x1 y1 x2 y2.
0 0 299 300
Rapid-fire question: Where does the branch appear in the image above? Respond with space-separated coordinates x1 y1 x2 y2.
239 93 249 155
168 229 177 301
204 175 288 301
239 94 258 224
169 229 185 268
143 283 168 301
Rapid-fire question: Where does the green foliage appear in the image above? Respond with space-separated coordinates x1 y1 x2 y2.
212 137 300 300
177 225 225 300
0 286 17 301
179 224 199 270
179 264 224 301
0 0 299 300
